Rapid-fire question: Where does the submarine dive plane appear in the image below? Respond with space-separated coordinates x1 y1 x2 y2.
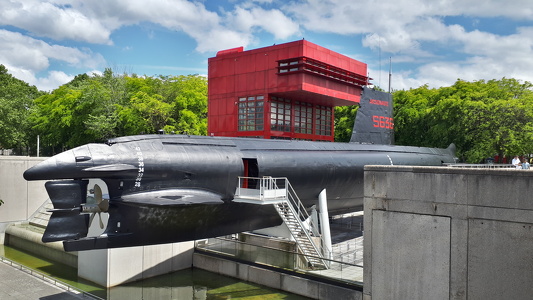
23 87 457 251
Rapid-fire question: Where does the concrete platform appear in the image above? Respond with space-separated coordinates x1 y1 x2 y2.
0 260 86 300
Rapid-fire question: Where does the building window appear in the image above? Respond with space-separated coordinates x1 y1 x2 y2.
238 96 264 131
277 56 369 87
315 105 332 136
294 101 313 134
270 97 332 137
270 97 291 132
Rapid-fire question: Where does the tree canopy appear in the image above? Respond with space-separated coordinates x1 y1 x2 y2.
1 63 532 163
392 78 533 162
29 69 207 155
0 65 45 152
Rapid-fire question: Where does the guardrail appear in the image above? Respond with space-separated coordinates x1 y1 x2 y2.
444 163 516 168
236 176 328 268
0 256 103 299
195 236 363 285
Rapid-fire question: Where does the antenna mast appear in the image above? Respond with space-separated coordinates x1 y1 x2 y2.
388 57 392 93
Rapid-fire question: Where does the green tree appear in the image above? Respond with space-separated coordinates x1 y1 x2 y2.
334 105 358 142
30 85 83 152
0 65 44 153
393 85 437 147
81 69 127 141
117 91 175 135
393 78 533 162
165 75 208 135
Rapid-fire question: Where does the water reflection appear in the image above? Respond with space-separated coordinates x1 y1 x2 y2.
1 245 310 299
111 268 308 299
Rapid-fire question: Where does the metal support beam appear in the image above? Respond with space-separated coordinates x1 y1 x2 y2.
318 189 332 259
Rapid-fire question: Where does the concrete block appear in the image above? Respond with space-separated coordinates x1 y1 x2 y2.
411 172 467 204
5 225 76 267
371 210 450 300
171 241 194 271
468 218 533 299
78 249 109 286
108 246 144 286
362 197 374 296
6 233 77 268
467 171 533 209
79 242 194 287
365 166 533 300
319 283 362 300
218 258 238 278
142 243 173 279
79 247 146 287
192 253 220 273
236 262 249 281
248 266 281 289
281 274 319 298
449 218 468 299
109 285 196 300
366 167 468 205
0 222 7 244
468 205 533 224
0 157 47 223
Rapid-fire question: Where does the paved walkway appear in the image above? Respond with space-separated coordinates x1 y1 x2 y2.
0 261 84 300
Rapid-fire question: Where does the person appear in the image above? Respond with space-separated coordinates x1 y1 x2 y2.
522 158 530 170
512 156 521 169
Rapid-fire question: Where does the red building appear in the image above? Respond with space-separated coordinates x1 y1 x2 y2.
208 40 369 141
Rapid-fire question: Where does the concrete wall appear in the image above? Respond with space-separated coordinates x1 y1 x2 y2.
363 166 533 300
194 252 362 300
5 225 78 268
0 157 47 243
78 241 194 287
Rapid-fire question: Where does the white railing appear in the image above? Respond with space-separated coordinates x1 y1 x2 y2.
235 176 328 268
235 176 288 203
0 256 103 299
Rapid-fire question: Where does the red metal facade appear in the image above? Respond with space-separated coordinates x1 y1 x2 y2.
208 40 368 141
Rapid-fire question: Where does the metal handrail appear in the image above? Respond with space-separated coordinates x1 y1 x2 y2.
283 179 328 267
196 236 363 285
0 256 103 299
236 176 327 267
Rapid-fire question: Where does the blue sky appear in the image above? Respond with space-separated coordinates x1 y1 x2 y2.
1 0 532 91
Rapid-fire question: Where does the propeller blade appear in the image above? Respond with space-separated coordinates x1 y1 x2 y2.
98 212 104 229
94 184 103 204
98 199 109 212
89 212 96 227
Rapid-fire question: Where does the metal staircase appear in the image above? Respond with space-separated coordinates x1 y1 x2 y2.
234 176 329 269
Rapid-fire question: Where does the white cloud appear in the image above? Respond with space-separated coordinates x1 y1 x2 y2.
4 65 74 92
34 71 75 92
229 6 300 40
0 0 112 44
1 0 533 91
0 30 106 69
0 29 106 90
284 0 533 89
